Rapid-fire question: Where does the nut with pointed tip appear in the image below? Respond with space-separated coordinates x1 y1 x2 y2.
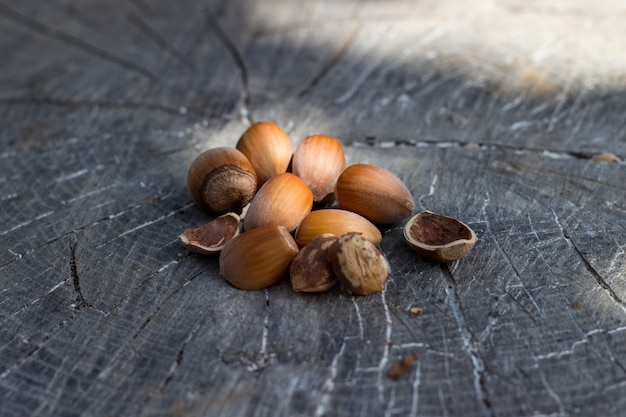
295 209 382 247
236 121 293 187
292 134 346 204
335 164 414 224
329 232 389 296
243 173 313 232
178 212 241 254
290 233 339 293
403 210 477 262
187 147 257 214
219 225 299 290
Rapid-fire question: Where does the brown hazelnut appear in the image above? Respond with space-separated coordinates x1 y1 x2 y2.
289 234 339 293
335 163 414 224
294 209 382 247
292 134 346 204
236 121 293 187
329 232 389 296
187 147 257 214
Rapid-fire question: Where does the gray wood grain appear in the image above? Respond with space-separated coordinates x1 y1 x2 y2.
1 0 625 416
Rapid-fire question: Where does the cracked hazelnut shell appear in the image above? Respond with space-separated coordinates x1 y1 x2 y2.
178 212 241 254
403 210 477 262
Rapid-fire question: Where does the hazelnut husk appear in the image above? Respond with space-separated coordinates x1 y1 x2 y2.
292 134 346 204
403 210 477 262
335 163 414 224
219 225 299 290
329 232 389 296
178 212 241 254
187 147 257 214
236 121 293 187
289 234 339 293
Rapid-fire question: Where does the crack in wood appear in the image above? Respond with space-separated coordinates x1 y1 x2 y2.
0 96 195 116
0 3 157 82
69 236 89 310
552 211 626 315
442 264 493 417
204 9 253 125
298 24 360 97
128 12 195 72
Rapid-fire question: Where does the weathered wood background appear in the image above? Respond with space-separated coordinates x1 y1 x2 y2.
1 0 625 416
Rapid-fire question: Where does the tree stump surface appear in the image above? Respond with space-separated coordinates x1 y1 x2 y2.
1 1 625 416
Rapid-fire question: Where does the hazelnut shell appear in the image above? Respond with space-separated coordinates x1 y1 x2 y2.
403 210 477 262
329 232 389 296
292 134 346 203
243 173 313 232
187 147 257 214
236 121 293 186
335 163 414 224
178 212 241 254
219 225 299 290
295 209 382 247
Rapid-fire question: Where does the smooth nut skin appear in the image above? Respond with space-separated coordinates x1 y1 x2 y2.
236 121 293 187
329 232 389 296
403 210 477 262
178 212 241 254
295 209 382 247
187 147 257 214
292 135 346 204
290 234 339 293
335 164 415 224
219 225 299 290
243 173 313 232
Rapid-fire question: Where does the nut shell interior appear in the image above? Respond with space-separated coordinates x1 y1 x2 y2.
178 212 241 254
403 210 477 262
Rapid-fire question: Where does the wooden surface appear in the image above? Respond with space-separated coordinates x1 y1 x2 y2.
1 0 625 416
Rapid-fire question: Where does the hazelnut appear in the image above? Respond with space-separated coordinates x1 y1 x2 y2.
178 212 241 254
219 225 299 290
292 134 346 204
335 164 414 224
403 210 477 262
294 209 382 247
243 173 313 232
329 232 389 296
289 234 339 293
236 121 293 187
187 147 257 214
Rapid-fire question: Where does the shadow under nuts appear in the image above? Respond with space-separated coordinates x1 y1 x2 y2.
335 163 414 224
187 147 257 214
329 232 389 296
219 225 299 290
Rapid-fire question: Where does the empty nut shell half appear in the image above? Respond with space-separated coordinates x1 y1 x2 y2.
290 234 339 293
243 173 313 232
178 212 241 254
295 209 382 247
236 121 293 187
219 225 299 290
335 164 414 224
329 232 389 296
403 210 477 262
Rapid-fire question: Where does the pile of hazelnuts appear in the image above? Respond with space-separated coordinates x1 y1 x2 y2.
179 121 477 295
